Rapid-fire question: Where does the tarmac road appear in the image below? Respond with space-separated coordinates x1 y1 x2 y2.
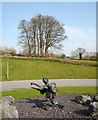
0 79 96 91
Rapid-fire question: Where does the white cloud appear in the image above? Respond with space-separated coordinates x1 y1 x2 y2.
60 26 96 56
65 26 96 41
86 43 91 46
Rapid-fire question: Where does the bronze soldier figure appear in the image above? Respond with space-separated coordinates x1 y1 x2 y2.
31 78 64 110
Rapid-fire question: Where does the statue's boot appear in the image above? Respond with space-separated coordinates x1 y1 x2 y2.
58 104 64 109
42 103 47 110
52 101 64 109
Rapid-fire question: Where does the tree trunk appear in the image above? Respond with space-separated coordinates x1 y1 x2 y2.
45 48 48 57
33 31 36 57
79 53 82 60
37 31 39 57
45 38 49 57
27 34 31 57
40 33 43 57
28 44 31 57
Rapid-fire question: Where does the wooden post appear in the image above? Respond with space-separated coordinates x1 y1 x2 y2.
7 57 9 80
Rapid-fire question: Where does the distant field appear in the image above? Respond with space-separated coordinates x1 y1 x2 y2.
2 59 96 81
0 87 97 100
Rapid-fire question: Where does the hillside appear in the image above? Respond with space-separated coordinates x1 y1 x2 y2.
1 59 96 81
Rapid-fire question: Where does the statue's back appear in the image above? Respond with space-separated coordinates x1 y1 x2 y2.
48 83 57 93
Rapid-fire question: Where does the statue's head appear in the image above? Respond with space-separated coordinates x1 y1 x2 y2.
43 78 48 84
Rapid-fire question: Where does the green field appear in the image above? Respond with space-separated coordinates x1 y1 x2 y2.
2 59 96 81
0 87 97 100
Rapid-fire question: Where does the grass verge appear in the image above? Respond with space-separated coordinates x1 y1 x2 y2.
0 87 97 100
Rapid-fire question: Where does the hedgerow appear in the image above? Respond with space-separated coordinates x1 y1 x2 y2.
0 56 97 67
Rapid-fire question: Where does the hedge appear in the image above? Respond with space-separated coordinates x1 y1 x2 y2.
0 56 97 67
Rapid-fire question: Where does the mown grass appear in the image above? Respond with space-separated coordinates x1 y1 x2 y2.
2 59 96 81
0 87 97 100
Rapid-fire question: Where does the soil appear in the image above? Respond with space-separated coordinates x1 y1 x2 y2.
13 94 97 119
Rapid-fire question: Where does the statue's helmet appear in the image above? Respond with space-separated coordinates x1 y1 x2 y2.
43 78 48 84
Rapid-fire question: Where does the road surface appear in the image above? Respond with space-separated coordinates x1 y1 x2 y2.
0 79 96 91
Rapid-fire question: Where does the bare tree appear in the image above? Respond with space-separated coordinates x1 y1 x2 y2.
60 54 66 59
18 14 67 57
36 14 45 57
10 47 16 56
83 52 90 60
21 47 29 56
90 52 96 61
30 18 37 56
44 15 67 57
74 48 86 60
2 47 11 54
0 47 16 56
18 20 32 57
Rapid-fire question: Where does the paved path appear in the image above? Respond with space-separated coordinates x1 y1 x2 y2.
0 79 96 91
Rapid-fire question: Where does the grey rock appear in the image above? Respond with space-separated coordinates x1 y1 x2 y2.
88 102 98 117
93 95 98 102
0 96 14 105
0 96 18 120
75 95 92 105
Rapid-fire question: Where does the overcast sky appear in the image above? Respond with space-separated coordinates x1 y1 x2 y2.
1 1 96 55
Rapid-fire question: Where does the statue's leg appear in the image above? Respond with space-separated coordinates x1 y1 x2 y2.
50 94 64 109
41 98 49 110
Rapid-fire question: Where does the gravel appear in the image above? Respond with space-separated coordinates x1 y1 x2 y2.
13 94 97 119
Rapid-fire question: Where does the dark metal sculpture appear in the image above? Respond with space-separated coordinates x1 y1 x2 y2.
31 78 64 110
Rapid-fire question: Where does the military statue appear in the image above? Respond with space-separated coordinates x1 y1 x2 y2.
30 78 64 110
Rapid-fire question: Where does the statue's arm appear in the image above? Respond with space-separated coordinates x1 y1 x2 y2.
35 83 42 87
36 84 47 89
31 82 42 88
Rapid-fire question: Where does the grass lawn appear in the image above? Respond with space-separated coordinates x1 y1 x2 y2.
0 87 97 100
2 59 96 81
